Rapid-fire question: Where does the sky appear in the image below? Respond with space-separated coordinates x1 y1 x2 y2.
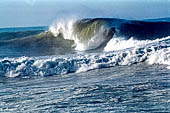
0 0 170 28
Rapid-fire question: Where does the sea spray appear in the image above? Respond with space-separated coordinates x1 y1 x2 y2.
49 18 114 51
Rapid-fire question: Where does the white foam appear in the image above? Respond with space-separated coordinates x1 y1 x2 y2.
148 48 170 67
104 36 170 51
104 36 170 69
0 36 170 77
49 19 112 51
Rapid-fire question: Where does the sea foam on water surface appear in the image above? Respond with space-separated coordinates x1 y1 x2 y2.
1 18 170 77
0 36 170 78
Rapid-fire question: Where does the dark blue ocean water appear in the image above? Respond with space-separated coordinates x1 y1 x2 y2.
0 19 170 112
0 26 48 33
0 64 170 112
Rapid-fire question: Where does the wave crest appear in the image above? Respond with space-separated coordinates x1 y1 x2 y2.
49 19 114 51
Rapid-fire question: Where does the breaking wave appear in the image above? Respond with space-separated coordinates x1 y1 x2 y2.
0 35 170 78
0 17 170 77
49 18 170 51
49 18 115 51
1 18 170 53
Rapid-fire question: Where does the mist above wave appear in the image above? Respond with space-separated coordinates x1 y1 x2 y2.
49 17 170 51
49 18 114 51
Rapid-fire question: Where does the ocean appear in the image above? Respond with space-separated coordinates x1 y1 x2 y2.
0 18 170 112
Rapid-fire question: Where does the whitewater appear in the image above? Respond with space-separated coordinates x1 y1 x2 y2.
0 18 170 112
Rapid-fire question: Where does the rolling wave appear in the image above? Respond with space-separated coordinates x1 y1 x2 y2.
49 18 115 50
49 18 170 51
0 35 170 77
0 17 170 77
1 18 170 53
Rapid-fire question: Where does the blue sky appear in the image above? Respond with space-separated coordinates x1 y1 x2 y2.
0 0 170 28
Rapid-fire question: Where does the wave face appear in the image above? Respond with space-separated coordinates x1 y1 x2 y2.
0 18 170 77
49 19 115 51
50 18 170 51
1 18 170 55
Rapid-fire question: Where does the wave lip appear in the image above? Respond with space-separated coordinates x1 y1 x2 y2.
49 17 170 51
49 18 115 51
